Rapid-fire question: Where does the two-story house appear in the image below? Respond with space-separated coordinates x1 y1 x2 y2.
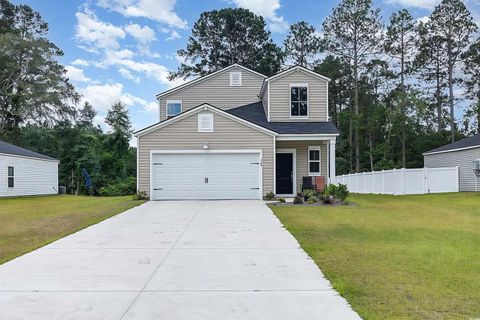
134 64 339 200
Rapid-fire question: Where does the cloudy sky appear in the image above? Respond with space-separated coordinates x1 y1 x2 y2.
12 0 480 139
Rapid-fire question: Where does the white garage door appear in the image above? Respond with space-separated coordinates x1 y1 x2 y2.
151 152 261 200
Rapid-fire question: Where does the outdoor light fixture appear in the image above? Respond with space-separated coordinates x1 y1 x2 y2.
202 142 209 150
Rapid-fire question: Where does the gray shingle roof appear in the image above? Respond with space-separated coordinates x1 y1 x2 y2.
226 101 340 134
0 139 58 161
424 134 480 154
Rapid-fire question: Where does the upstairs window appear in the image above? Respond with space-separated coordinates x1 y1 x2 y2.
7 166 14 188
290 84 308 117
198 113 214 132
308 146 321 176
166 100 182 119
230 72 242 86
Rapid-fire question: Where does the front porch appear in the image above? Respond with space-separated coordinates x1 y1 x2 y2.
274 139 336 196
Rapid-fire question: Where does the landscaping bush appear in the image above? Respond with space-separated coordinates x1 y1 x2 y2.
133 190 148 200
323 183 350 202
307 196 318 204
335 183 349 201
264 191 276 201
293 193 304 204
99 177 136 196
303 189 317 201
278 197 286 203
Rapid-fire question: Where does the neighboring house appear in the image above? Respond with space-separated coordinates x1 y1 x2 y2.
0 139 59 197
423 134 480 192
135 64 339 200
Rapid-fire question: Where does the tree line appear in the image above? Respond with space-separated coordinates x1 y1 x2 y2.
1 0 479 196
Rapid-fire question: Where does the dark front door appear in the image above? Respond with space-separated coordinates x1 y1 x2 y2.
276 153 293 194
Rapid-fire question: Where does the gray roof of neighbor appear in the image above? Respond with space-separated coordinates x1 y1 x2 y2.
424 134 480 154
226 101 340 134
0 139 58 161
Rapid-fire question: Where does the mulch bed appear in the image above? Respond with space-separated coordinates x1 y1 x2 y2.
269 201 357 207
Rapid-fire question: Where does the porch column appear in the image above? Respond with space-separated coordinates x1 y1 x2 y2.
329 139 336 184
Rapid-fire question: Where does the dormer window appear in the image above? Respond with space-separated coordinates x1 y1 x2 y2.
230 72 242 86
290 84 308 117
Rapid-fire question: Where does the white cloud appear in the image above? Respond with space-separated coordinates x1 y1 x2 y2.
116 59 185 88
75 10 125 50
125 23 156 44
66 65 91 83
97 0 187 29
160 27 181 41
385 0 439 9
144 102 158 112
118 67 140 83
231 0 289 33
71 59 89 66
79 82 158 114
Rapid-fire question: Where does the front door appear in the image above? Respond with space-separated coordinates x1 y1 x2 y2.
276 153 293 194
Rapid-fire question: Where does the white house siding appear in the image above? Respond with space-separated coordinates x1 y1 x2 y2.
268 69 329 122
159 66 265 121
138 111 275 198
0 154 58 197
424 147 480 192
276 141 328 192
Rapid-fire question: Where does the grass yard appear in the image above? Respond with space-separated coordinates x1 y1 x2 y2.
0 195 145 265
270 193 480 320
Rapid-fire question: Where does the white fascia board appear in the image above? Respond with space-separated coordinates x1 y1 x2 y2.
0 152 60 163
276 134 339 141
135 104 277 137
265 66 331 83
156 64 267 100
422 145 480 156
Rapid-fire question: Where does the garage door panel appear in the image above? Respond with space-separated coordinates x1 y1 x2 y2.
152 153 261 200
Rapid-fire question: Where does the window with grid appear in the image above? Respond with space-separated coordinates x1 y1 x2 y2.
166 100 182 118
290 85 308 117
308 147 321 176
7 166 14 188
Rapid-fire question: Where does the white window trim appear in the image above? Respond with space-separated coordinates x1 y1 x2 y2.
289 83 309 119
198 113 214 132
166 100 182 118
7 166 14 188
308 146 321 176
230 71 242 86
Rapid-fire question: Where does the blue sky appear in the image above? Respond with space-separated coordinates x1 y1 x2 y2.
12 0 480 142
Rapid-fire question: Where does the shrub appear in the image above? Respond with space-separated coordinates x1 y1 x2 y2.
264 191 276 201
323 183 350 202
307 196 318 204
133 190 148 200
303 189 317 201
293 193 303 204
335 184 349 201
99 177 136 196
278 197 286 203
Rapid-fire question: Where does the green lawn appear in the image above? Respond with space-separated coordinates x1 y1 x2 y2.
0 195 145 265
270 193 480 320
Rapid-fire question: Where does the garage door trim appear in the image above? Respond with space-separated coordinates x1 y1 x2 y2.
149 149 263 200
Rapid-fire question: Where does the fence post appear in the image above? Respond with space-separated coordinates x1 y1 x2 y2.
424 167 428 194
401 168 406 195
382 170 385 194
371 171 375 194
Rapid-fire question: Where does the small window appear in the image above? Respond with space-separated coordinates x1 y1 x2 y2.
290 84 308 117
230 72 242 86
198 113 214 132
7 166 14 188
166 100 182 119
308 146 321 176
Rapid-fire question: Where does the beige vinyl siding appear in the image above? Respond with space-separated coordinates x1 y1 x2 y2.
269 69 328 122
159 67 264 121
138 112 275 197
276 141 328 192
424 147 480 192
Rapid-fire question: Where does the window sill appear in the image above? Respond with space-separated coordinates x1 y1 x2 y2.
308 173 322 177
290 116 309 120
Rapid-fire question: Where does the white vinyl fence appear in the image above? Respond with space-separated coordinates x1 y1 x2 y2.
335 167 459 195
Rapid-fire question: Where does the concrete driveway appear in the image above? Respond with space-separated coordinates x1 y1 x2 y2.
0 200 361 320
